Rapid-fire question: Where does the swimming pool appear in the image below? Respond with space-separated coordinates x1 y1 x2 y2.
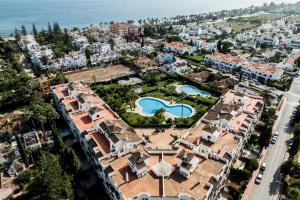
176 85 210 97
137 97 193 118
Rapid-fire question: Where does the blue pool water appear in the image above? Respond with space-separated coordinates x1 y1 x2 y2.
177 85 210 97
138 97 193 118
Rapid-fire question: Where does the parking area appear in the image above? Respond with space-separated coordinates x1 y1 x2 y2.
65 64 136 83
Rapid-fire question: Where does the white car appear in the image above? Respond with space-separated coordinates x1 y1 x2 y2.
261 162 267 171
255 173 263 184
274 131 279 137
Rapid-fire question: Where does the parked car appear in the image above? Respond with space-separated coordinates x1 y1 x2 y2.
255 173 263 184
271 134 278 144
274 131 279 137
288 139 293 149
261 162 267 171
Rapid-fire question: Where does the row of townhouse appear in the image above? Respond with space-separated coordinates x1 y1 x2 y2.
52 81 263 200
283 36 300 49
204 52 284 80
204 52 248 73
258 35 280 47
90 51 121 67
175 23 231 39
87 42 111 54
69 31 89 50
163 42 197 55
83 27 103 42
232 17 299 52
160 58 190 75
182 36 217 52
241 61 284 80
18 35 54 69
18 35 87 71
235 30 256 43
113 42 141 53
177 89 264 200
279 52 300 70
47 51 87 71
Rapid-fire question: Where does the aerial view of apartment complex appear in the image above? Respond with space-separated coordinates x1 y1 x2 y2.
1 1 300 200
51 80 263 200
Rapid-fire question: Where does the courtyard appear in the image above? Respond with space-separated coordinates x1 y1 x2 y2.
92 71 219 128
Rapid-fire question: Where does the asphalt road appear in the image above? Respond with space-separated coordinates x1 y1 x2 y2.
249 76 300 200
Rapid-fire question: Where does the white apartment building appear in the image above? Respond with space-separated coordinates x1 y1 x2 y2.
164 42 197 55
90 51 121 67
204 52 248 73
63 51 87 70
88 42 111 54
52 82 264 200
114 42 141 53
241 62 283 81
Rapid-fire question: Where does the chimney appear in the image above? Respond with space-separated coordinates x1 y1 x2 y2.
126 172 129 182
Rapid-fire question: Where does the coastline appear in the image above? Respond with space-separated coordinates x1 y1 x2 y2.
0 0 284 36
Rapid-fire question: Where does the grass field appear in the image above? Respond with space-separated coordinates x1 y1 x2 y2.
216 14 285 33
186 54 205 62
288 16 300 23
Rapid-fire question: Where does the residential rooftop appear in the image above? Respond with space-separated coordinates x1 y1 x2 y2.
52 82 264 200
206 52 247 65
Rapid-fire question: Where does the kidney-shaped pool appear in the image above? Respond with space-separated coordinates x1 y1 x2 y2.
137 97 194 118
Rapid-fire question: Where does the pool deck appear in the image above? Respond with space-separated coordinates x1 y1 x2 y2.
132 97 196 119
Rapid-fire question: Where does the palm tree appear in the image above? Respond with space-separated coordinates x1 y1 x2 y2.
260 89 270 106
154 108 165 119
24 102 59 133
28 79 41 93
179 92 187 118
127 90 137 110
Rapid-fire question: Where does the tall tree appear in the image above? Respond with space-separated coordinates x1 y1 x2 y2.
32 24 38 37
24 152 74 200
52 72 67 85
47 22 53 39
21 25 27 35
24 99 59 133
14 28 21 40
53 22 62 34
60 146 80 175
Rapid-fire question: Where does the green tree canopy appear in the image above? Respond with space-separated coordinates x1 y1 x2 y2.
18 152 74 200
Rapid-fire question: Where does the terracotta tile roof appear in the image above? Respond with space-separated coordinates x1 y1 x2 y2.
285 53 300 65
99 120 142 144
206 52 247 65
243 62 283 75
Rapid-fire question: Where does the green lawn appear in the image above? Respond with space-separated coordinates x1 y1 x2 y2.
216 14 284 33
186 54 205 62
268 77 293 91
